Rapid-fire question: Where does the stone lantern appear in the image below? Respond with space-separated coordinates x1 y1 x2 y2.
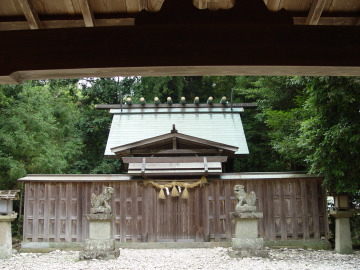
0 190 19 214
329 193 355 254
0 190 20 259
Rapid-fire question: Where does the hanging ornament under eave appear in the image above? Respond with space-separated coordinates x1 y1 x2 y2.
158 188 166 199
144 176 208 200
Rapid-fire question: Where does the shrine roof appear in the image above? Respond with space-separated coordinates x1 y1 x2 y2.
104 106 249 157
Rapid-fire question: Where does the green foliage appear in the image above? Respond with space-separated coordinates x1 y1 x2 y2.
0 81 83 189
74 78 122 174
234 76 307 171
298 77 360 194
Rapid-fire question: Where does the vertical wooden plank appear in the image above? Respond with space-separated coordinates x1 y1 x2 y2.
120 182 126 242
148 185 156 241
43 183 50 242
23 183 29 241
291 179 298 239
301 179 309 239
214 181 221 242
55 183 61 242
131 181 138 243
142 183 148 241
258 180 265 238
311 179 320 239
76 183 83 242
65 183 72 242
267 180 275 240
32 183 39 241
153 185 158 241
203 183 210 241
321 183 329 239
195 187 203 242
224 181 232 240
279 179 287 240
174 193 179 241
81 183 89 241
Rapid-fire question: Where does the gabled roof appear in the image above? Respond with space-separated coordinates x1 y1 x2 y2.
105 108 249 157
111 129 239 157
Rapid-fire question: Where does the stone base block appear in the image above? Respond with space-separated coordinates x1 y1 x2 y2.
83 239 115 251
232 238 264 250
79 239 119 260
231 238 269 258
79 249 120 260
228 249 269 258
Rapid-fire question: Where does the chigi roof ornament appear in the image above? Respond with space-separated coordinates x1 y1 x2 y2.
171 124 178 133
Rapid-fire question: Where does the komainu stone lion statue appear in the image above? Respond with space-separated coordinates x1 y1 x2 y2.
90 187 114 214
234 185 257 213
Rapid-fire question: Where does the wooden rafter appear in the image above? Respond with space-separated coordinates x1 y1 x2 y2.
79 0 96 27
305 0 327 25
17 0 42 29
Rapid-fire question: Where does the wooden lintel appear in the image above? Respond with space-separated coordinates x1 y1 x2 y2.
79 0 96 27
123 156 228 163
305 0 327 25
1 25 360 84
18 0 42 29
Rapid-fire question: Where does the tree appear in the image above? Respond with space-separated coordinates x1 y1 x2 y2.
233 76 307 172
299 76 360 194
0 81 83 189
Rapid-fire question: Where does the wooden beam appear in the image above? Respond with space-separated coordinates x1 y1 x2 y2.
305 0 327 25
130 149 224 155
0 18 135 31
294 17 360 26
17 0 42 29
79 0 96 27
1 25 360 84
122 156 228 163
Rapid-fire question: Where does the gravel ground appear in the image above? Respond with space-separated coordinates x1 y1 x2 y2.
0 248 359 270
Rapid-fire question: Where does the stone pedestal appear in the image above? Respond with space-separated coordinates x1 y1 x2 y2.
330 210 354 254
229 212 268 258
0 213 17 259
79 214 120 260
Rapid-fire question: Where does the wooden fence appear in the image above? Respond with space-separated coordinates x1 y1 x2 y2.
22 174 328 243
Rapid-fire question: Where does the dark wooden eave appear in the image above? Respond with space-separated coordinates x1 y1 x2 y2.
122 156 228 163
1 24 360 84
110 131 239 158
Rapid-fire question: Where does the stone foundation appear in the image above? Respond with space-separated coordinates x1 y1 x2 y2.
230 211 269 258
0 213 17 259
79 214 119 260
330 210 355 254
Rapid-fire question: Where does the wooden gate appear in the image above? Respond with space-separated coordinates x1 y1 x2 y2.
21 173 329 243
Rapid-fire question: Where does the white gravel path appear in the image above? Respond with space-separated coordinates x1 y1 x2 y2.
1 248 359 270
